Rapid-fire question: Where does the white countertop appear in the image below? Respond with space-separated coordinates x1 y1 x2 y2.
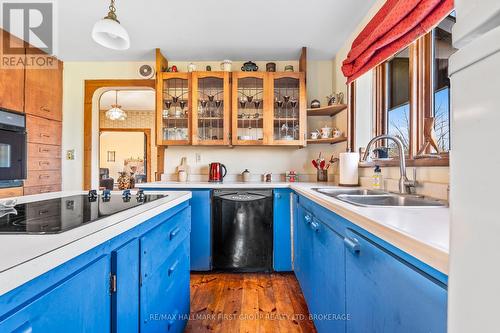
139 181 450 274
0 190 191 295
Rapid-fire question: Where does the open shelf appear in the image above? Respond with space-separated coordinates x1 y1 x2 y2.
307 104 347 117
306 136 347 145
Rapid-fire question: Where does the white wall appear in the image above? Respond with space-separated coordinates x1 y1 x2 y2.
62 61 154 190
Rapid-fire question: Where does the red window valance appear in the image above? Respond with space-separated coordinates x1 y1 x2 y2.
342 0 454 84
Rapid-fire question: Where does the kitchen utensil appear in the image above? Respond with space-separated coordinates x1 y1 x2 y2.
242 169 251 182
241 61 258 71
221 60 232 71
208 162 227 182
310 99 321 108
187 63 196 72
320 126 333 139
312 159 319 169
319 160 326 170
266 62 276 72
310 130 320 140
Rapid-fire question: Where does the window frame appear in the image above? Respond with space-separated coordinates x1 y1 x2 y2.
368 31 450 167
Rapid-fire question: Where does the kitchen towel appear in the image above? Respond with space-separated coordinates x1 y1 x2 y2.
339 152 360 186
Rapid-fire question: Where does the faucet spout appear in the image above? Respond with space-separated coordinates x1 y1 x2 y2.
361 135 414 194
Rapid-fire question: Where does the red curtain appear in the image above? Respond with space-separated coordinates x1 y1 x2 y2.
342 0 454 84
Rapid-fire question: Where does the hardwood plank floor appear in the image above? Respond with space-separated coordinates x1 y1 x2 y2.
185 273 317 333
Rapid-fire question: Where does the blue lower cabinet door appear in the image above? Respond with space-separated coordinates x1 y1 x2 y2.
112 239 140 333
189 190 211 271
295 204 314 304
273 189 292 271
140 239 190 333
0 255 111 333
345 229 447 333
310 219 347 333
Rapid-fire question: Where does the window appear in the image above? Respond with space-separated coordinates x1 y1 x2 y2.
372 12 455 165
432 12 456 153
386 47 410 155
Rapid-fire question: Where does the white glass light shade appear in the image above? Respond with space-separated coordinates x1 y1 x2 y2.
106 105 127 121
92 18 130 50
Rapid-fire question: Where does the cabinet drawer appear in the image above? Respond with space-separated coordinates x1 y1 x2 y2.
24 184 61 195
28 143 62 158
24 170 61 187
0 187 23 199
25 65 62 121
28 157 61 171
140 208 190 275
26 115 61 145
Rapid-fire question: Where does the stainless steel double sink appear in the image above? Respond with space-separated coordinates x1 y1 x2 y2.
313 188 447 208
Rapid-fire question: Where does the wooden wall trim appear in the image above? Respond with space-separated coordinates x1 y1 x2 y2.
347 81 356 152
99 128 152 183
83 79 155 190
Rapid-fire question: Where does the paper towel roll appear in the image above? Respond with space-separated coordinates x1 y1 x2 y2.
339 152 359 186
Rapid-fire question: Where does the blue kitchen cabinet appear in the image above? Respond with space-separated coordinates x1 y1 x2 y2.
273 188 292 271
344 228 447 333
296 201 346 332
0 255 111 333
141 188 211 271
295 203 314 303
0 201 191 333
140 207 191 333
310 217 346 333
111 239 140 333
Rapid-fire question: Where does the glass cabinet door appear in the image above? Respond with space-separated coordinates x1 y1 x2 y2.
158 73 191 145
232 72 268 145
192 72 230 145
270 73 306 145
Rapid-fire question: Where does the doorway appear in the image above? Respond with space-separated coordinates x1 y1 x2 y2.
99 129 151 190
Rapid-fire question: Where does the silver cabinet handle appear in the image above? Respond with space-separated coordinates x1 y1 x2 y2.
310 220 320 231
344 237 360 253
304 214 312 224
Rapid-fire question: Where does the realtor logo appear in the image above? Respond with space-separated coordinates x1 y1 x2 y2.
1 1 57 69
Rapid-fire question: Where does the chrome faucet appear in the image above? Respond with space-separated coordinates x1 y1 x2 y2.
361 135 416 194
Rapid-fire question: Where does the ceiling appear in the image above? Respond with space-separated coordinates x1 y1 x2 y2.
99 90 155 110
56 0 377 61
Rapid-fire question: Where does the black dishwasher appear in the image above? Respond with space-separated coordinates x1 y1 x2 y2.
212 189 273 272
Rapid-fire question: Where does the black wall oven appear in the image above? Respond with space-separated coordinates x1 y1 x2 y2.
0 108 26 182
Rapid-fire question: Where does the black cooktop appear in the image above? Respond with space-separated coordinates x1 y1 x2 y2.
0 192 166 234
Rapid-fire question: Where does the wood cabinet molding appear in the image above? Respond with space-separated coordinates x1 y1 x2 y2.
83 79 155 190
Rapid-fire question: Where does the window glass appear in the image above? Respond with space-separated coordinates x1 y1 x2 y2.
433 11 457 152
0 143 11 167
386 47 410 154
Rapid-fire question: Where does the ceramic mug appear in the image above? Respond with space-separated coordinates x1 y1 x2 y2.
320 127 333 139
332 129 342 138
310 131 320 140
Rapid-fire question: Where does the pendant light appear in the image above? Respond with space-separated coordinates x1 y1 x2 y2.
92 0 130 50
106 91 127 121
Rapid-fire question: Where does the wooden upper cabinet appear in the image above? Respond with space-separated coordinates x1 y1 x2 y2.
0 30 25 112
268 72 307 146
231 72 271 145
191 72 231 145
25 60 63 121
156 72 192 145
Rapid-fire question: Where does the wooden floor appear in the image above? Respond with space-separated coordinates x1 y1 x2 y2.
185 273 317 333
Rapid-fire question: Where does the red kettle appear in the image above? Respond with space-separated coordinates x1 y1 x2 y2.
208 162 227 182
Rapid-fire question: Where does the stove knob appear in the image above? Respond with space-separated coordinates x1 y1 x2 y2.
122 189 131 200
88 190 98 202
102 189 111 202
